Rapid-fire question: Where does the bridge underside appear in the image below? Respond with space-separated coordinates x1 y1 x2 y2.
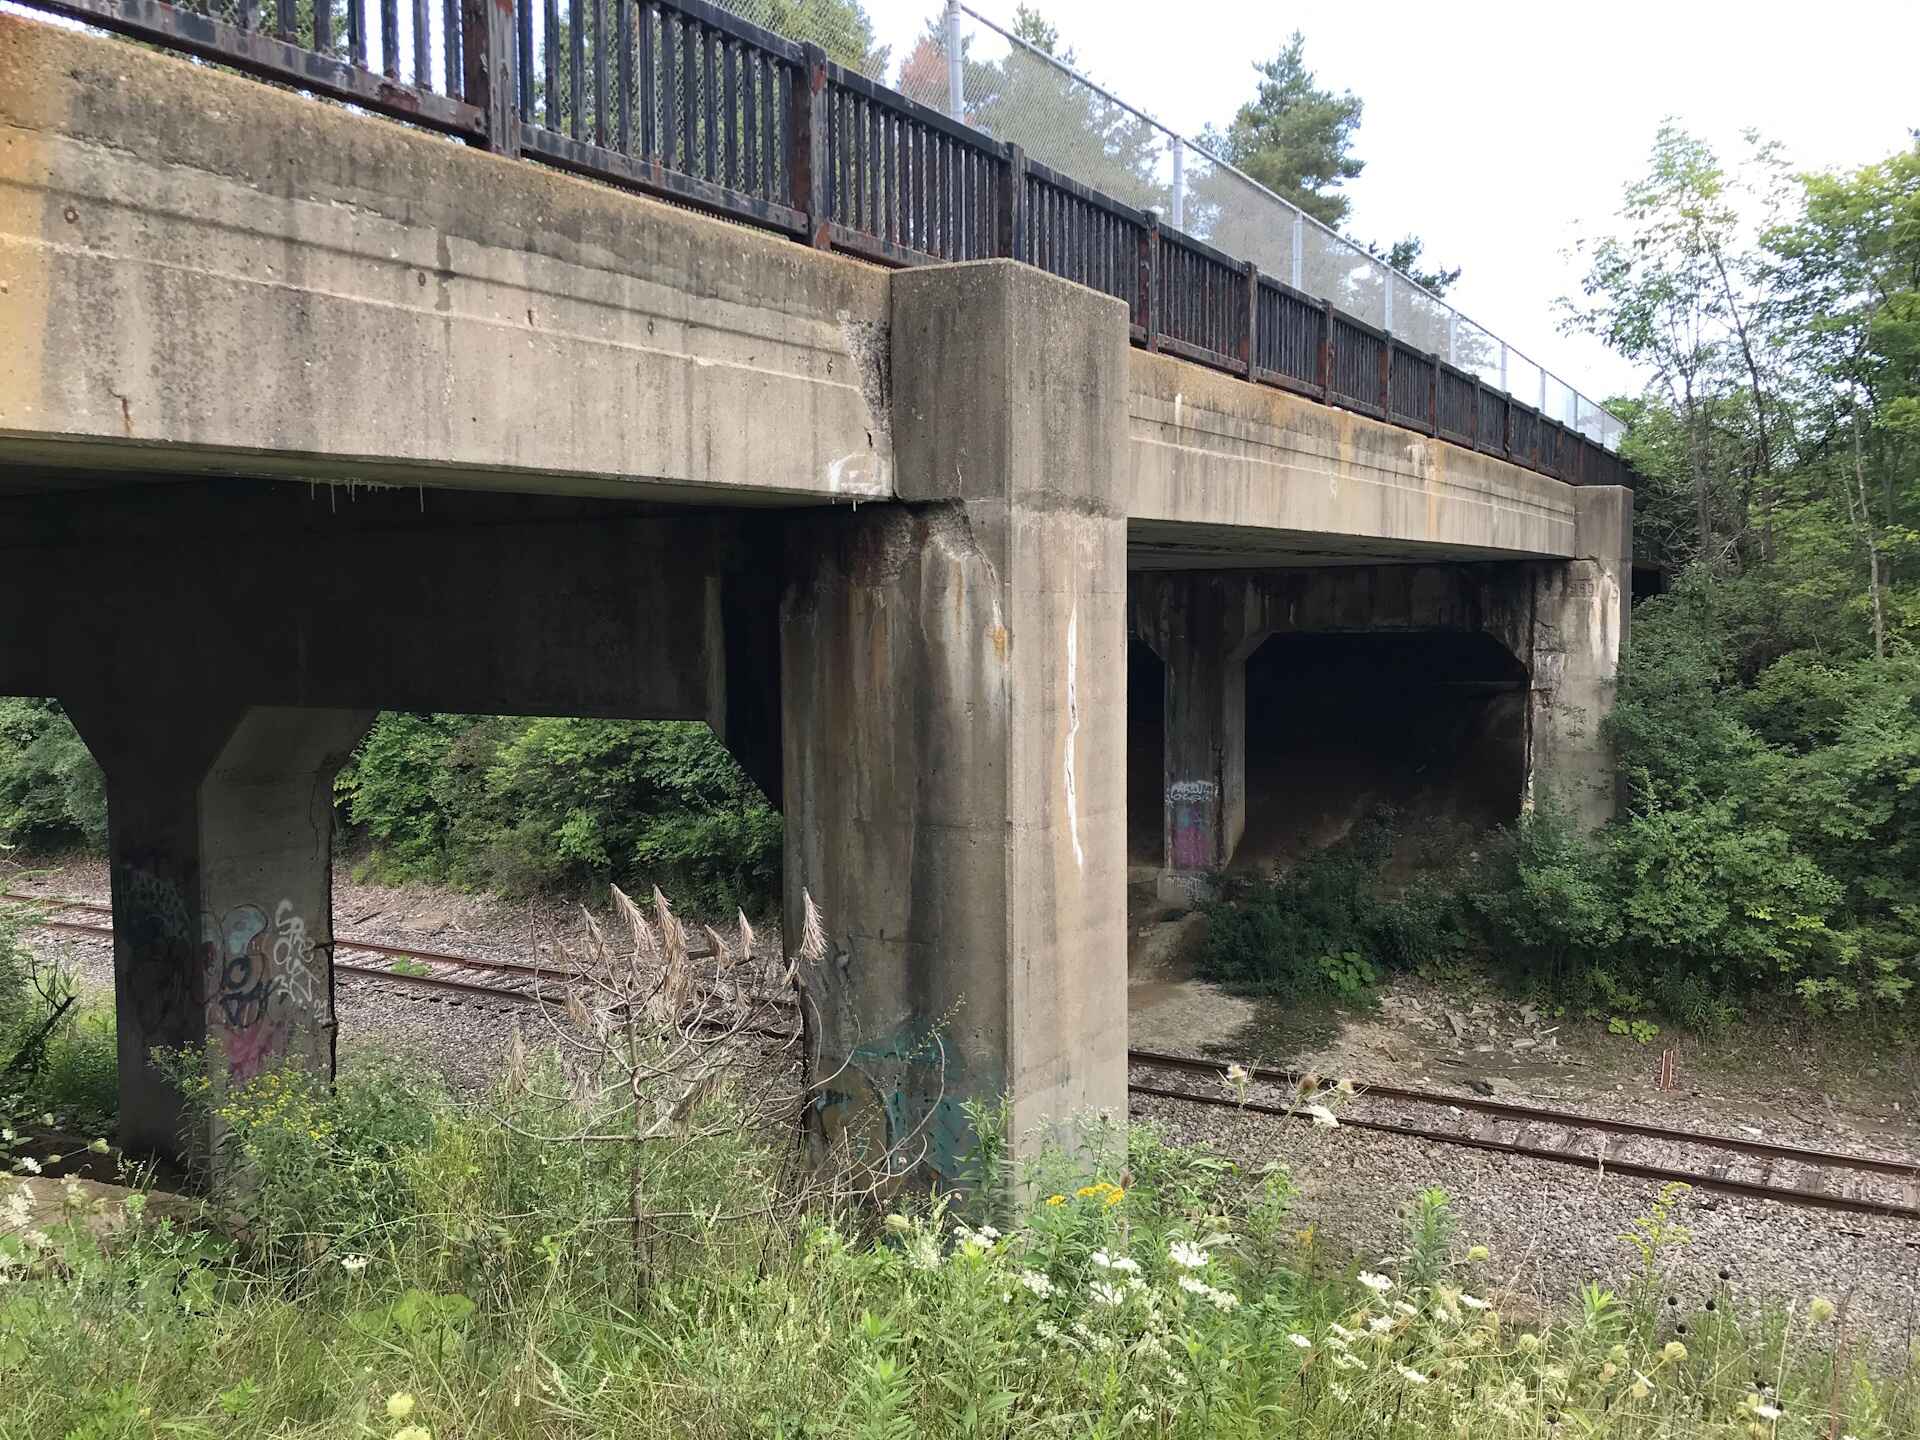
0 13 1630 1176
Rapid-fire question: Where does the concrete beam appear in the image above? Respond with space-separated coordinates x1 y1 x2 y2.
1127 350 1580 565
782 262 1128 1182
0 13 891 504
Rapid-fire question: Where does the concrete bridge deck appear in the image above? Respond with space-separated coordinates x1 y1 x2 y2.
0 13 1627 1180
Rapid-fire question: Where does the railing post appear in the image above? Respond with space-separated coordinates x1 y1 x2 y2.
462 0 519 153
1171 140 1186 231
1471 375 1483 449
1502 396 1513 460
1291 209 1303 289
1141 211 1160 354
789 43 832 250
998 143 1027 262
1378 336 1391 417
1427 352 1439 437
1241 261 1257 379
1318 298 1334 402
944 0 965 120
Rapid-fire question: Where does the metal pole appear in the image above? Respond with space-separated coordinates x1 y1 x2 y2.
1291 209 1303 289
1446 310 1457 366
945 0 964 121
1170 139 1185 230
1538 368 1546 412
1499 342 1508 394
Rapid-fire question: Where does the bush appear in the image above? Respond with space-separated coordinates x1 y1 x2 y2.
1199 810 1469 1001
336 713 782 913
0 699 105 851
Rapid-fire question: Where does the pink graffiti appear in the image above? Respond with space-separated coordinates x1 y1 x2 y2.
225 1017 288 1082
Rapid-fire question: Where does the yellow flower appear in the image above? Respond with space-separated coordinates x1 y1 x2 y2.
1809 1296 1837 1323
1102 1188 1124 1207
1044 1194 1067 1207
386 1393 416 1421
1661 1340 1687 1364
1075 1183 1108 1199
393 1428 432 1440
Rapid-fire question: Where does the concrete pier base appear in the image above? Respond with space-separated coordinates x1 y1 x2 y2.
781 262 1129 1183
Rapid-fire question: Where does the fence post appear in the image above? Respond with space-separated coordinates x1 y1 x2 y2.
1141 211 1160 354
1241 261 1257 379
462 0 518 152
1378 337 1391 417
1427 352 1439 437
1318 298 1334 403
1471 375 1483 450
1291 209 1303 289
997 144 1027 262
789 43 831 249
1502 396 1513 460
1171 140 1186 231
944 0 964 120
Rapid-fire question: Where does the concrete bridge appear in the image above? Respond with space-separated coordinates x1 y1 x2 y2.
0 13 1629 1176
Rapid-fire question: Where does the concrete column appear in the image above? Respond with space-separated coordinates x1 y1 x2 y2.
1525 485 1632 828
781 261 1129 1183
66 701 373 1160
1134 574 1254 875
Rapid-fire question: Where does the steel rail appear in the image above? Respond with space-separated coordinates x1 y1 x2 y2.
15 895 1917 1219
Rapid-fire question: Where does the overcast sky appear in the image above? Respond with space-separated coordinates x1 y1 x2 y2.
866 0 1920 405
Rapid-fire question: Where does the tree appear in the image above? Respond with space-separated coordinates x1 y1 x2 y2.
1201 32 1362 230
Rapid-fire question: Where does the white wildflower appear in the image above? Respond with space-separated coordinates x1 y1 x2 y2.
1108 1256 1141 1275
1460 1293 1491 1310
1019 1268 1055 1299
1090 1280 1126 1307
1395 1364 1430 1386
1167 1239 1208 1270
1332 1351 1366 1371
1090 1250 1114 1269
1329 1382 1353 1403
1178 1274 1210 1297
1392 1299 1418 1317
1224 1063 1250 1085
12 1157 40 1176
339 1254 372 1273
1357 1271 1392 1294
1328 1321 1359 1343
1754 1403 1782 1421
1288 1333 1312 1350
1305 1104 1340 1129
1208 1287 1240 1312
905 1234 941 1271
1369 1316 1395 1335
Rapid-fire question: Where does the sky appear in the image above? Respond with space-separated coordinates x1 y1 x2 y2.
864 0 1920 407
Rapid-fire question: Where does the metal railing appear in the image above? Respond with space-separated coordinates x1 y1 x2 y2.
17 0 1637 491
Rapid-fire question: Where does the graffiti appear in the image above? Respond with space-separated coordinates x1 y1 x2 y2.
202 899 328 1081
1167 779 1219 870
269 899 323 1014
205 905 271 1032
118 863 202 1037
1063 605 1083 871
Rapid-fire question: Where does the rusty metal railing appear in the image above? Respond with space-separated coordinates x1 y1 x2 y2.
17 0 1637 491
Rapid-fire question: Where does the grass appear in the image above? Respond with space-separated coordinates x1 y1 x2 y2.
2 1048 1916 1440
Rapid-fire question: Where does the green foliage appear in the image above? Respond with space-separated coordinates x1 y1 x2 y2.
0 699 105 851
1199 810 1468 1001
1202 31 1363 229
337 712 781 913
2 1052 1911 1438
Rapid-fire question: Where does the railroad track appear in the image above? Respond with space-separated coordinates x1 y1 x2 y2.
12 892 1920 1222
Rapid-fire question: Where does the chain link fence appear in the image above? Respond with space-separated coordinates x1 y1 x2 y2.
715 0 1623 449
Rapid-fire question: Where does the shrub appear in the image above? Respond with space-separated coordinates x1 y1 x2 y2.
0 699 104 851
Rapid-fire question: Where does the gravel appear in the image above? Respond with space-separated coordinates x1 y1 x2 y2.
1129 1077 1920 1365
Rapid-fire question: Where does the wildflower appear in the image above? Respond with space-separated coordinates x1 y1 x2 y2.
1466 1245 1489 1262
883 1213 911 1234
1104 1187 1125 1207
1459 1293 1490 1310
1608 1343 1629 1364
1207 1287 1240 1312
1630 1378 1652 1401
1076 1184 1107 1199
1177 1275 1210 1297
38 1113 53 1128
1044 1194 1067 1207
1661 1340 1687 1364
1107 1256 1140 1275
12 1157 39 1176
1392 1299 1418 1317
1305 1104 1339 1129
392 1428 431 1440
87 1139 109 1155
1600 1362 1618 1381
1224 1063 1251 1085
1329 1381 1353 1402
1517 1333 1541 1354
339 1254 371 1273
1167 1239 1207 1270
1328 1321 1359 1343
1369 1316 1395 1335
1019 1269 1055 1299
905 1235 941 1271
1287 1333 1312 1350
1336 1077 1357 1095
1357 1271 1392 1294
1809 1296 1837 1324
386 1394 416 1421
1753 1401 1782 1422
1395 1364 1430 1385
1332 1351 1366 1372
1090 1280 1126 1307
1091 1250 1114 1269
